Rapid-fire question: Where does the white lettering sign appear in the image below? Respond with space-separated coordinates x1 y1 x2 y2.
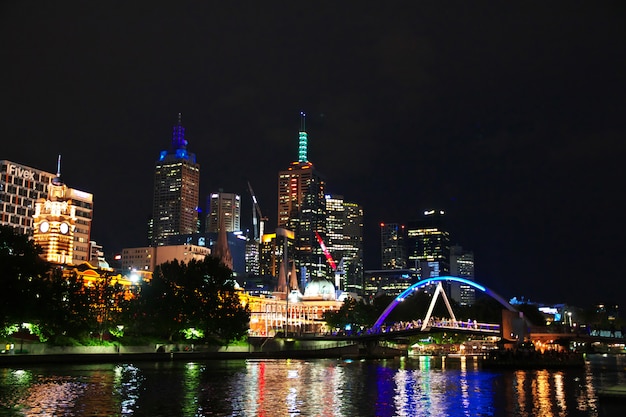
8 164 35 181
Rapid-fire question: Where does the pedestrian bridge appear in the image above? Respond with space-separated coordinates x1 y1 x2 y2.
363 276 516 340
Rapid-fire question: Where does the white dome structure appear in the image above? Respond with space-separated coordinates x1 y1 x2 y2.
303 278 336 300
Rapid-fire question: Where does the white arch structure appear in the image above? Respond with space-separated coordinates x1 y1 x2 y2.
372 276 516 330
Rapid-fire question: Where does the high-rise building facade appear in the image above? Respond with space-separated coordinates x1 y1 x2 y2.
325 195 364 293
380 223 407 269
277 114 326 281
151 114 200 246
450 245 476 306
1 159 93 263
206 191 241 233
406 210 450 277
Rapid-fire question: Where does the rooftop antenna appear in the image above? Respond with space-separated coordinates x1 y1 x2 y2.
298 111 308 163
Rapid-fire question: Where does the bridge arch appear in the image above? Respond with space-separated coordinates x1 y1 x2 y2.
372 276 516 329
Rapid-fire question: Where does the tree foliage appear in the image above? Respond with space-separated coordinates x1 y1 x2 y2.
324 297 381 331
0 225 50 330
126 257 250 343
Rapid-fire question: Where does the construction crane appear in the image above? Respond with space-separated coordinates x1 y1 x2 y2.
315 231 337 270
247 181 267 242
314 231 346 291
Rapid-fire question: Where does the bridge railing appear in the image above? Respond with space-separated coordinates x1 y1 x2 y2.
368 318 500 335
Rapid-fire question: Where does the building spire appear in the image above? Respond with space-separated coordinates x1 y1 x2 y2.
298 111 308 163
52 154 63 185
172 112 187 150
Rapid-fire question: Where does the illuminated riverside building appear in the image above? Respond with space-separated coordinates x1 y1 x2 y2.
0 160 92 263
32 163 77 264
380 223 407 269
245 292 342 336
277 113 326 282
121 244 211 274
151 114 200 246
206 191 240 233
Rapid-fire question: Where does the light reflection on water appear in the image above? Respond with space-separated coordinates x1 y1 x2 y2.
0 355 624 416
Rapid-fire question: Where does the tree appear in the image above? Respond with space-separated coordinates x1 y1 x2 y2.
324 297 380 331
37 268 93 340
0 225 50 332
126 257 250 343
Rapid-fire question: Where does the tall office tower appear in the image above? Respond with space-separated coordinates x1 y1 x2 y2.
450 245 476 306
151 114 200 246
406 210 450 278
1 159 93 261
342 200 364 294
277 113 326 281
206 191 241 233
324 195 364 292
380 223 407 269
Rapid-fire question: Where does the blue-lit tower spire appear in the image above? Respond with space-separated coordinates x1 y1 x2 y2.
298 111 308 163
151 113 200 246
172 112 187 150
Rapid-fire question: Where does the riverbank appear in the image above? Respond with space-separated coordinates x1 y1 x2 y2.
0 343 405 365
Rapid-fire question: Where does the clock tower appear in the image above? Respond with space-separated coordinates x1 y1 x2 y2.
32 156 77 265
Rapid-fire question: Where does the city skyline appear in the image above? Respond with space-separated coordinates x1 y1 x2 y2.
2 2 625 306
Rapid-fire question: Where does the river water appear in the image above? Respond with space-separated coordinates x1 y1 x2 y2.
0 354 625 416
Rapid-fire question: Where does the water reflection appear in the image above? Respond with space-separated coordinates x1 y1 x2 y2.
0 355 623 416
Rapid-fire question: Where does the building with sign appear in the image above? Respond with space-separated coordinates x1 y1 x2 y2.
1 159 93 263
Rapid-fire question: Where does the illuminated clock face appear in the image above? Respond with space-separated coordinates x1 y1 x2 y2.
39 221 49 233
60 222 69 234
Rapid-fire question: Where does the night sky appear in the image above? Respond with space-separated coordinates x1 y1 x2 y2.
2 2 625 307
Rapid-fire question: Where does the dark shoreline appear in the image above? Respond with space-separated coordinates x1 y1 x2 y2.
0 345 406 365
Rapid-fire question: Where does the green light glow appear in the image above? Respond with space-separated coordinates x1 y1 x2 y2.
298 131 308 162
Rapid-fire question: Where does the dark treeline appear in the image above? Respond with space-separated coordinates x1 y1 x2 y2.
0 226 249 346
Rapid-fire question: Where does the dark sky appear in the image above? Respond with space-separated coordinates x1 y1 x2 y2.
2 1 625 307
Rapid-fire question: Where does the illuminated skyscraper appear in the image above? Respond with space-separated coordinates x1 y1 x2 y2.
151 114 200 246
206 191 241 233
380 223 407 269
325 195 364 293
406 210 450 277
450 245 476 306
277 113 326 282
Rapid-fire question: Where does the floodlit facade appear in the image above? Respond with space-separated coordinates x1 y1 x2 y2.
151 114 200 246
2 159 93 264
245 293 342 336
